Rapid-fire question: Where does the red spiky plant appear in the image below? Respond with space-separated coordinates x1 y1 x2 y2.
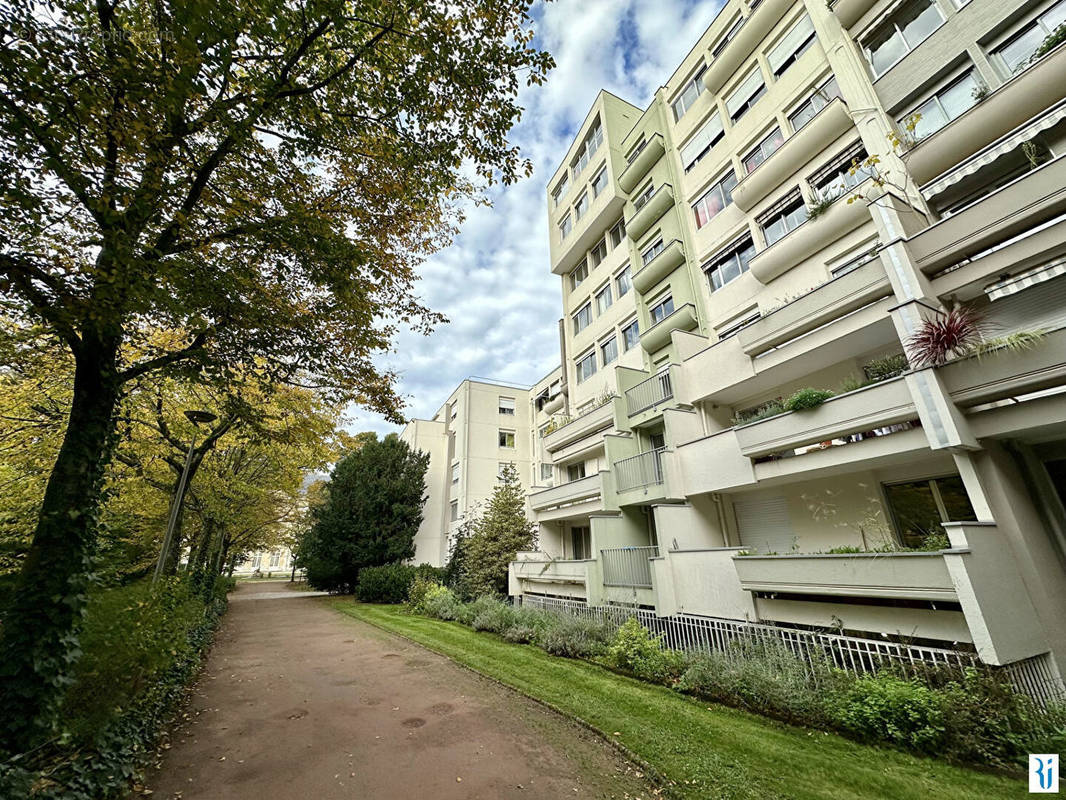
908 305 985 367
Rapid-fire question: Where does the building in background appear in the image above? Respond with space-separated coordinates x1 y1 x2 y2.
232 546 297 578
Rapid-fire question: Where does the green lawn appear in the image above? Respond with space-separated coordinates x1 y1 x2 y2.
332 601 1026 800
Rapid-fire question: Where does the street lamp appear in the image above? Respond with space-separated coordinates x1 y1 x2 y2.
152 409 219 585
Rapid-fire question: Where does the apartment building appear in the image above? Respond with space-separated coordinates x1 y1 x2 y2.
402 378 534 565
510 0 1066 696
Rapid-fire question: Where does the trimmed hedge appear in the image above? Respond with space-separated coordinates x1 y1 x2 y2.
355 563 444 604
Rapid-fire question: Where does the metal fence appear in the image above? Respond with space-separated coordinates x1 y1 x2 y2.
613 447 666 492
519 594 1066 706
601 546 658 588
625 371 673 416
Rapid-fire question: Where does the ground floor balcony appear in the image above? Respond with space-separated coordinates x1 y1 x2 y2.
528 472 603 516
508 553 591 601
601 545 658 589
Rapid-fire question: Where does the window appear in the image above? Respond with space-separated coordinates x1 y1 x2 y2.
600 335 618 365
551 175 569 207
680 111 725 171
725 66 766 123
609 216 627 247
633 182 655 210
540 463 553 482
626 136 648 163
693 170 738 229
641 238 665 266
901 70 980 141
760 191 808 246
671 64 707 121
716 308 761 339
591 166 609 197
830 242 880 276
251 552 262 569
498 396 515 415
742 128 785 174
574 191 589 221
269 551 281 568
994 0 1066 75
712 16 745 57
810 144 876 200
570 526 591 559
450 501 459 522
595 283 613 315
559 213 572 238
451 462 459 484
498 461 513 481
498 429 516 448
567 462 587 482
571 118 604 175
788 76 841 132
449 402 458 420
768 14 816 76
573 302 592 334
576 350 597 383
570 260 588 290
589 237 608 267
704 236 755 291
621 318 640 350
616 266 632 297
864 0 944 77
883 475 977 548
649 295 675 325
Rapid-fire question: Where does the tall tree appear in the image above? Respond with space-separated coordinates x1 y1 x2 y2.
300 433 428 592
0 0 551 748
461 464 536 597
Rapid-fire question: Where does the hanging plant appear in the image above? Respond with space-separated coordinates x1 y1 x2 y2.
907 306 985 367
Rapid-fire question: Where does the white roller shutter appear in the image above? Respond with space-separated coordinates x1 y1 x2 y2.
726 67 765 119
733 496 795 553
767 14 815 75
680 112 724 169
986 273 1066 333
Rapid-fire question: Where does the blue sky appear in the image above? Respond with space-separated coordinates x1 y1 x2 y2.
349 0 724 438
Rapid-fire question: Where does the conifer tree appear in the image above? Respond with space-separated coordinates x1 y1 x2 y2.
462 464 536 597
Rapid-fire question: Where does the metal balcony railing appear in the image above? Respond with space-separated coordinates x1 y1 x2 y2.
613 446 666 492
601 546 658 588
626 371 673 415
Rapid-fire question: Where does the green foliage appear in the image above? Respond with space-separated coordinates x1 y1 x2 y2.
1031 22 1066 63
863 353 909 382
538 614 613 659
470 596 518 634
407 574 442 612
784 388 835 412
807 190 842 220
971 330 1047 359
356 563 443 603
458 464 536 597
420 584 465 621
605 619 685 684
301 434 429 592
830 675 946 753
733 399 786 426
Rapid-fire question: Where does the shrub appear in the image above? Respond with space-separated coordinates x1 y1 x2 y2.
421 584 464 621
863 352 909 383
538 614 612 659
830 674 945 753
407 574 441 612
470 596 518 633
502 624 539 643
356 563 416 603
784 387 835 412
908 306 985 367
733 398 785 425
605 618 686 684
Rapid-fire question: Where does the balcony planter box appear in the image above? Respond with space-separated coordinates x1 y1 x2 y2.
528 473 602 513
939 326 1066 407
639 302 698 353
749 187 872 284
733 551 957 601
626 184 676 242
633 239 686 295
738 257 891 355
702 0 792 94
542 399 615 452
618 134 665 194
733 100 853 213
734 376 915 459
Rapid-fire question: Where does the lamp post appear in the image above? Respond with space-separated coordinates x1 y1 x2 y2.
152 409 218 585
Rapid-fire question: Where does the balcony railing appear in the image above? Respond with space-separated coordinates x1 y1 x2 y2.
601 546 658 588
614 447 666 492
626 371 673 416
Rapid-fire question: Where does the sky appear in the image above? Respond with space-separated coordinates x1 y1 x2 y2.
348 0 725 439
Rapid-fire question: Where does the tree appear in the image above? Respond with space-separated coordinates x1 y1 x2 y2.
461 464 536 597
0 0 551 749
300 433 428 592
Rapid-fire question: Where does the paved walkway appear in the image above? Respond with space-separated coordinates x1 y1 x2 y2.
149 582 653 800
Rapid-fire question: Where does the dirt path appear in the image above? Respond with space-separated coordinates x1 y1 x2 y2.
148 582 654 800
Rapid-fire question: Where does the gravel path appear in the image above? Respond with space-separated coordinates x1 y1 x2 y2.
148 581 654 800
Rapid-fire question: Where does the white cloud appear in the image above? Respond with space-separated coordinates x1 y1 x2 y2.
348 0 724 439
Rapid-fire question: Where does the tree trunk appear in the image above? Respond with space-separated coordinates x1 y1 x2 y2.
0 336 122 752
162 452 207 576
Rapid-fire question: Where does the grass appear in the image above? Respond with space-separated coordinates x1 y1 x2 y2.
332 601 1025 800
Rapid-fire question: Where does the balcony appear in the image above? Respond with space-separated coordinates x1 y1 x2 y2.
613 446 666 493
702 0 792 94
676 429 756 495
627 184 676 242
511 556 591 589
733 551 957 601
830 0 877 29
626 370 673 416
640 302 698 353
601 545 658 588
737 258 891 356
541 392 564 415
542 399 615 452
632 239 685 295
905 154 1066 276
905 43 1066 187
618 134 665 194
528 472 603 514
733 100 854 213
734 376 916 459
749 187 873 284
939 325 1066 408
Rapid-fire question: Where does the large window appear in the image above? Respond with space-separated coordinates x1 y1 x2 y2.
450 501 459 522
883 475 977 548
649 294 675 325
573 302 592 334
621 318 640 351
498 429 516 448
680 111 725 171
567 462 587 482
633 182 656 211
767 14 816 77
809 143 875 200
574 191 589 221
570 526 591 559
571 118 604 175
600 335 618 366
551 175 569 207
693 170 738 229
760 191 809 245
788 76 841 132
671 64 707 121
576 350 597 383
725 66 766 123
569 260 588 290
451 462 460 484
559 213 572 239
596 283 613 314
498 396 515 415
616 266 632 298
540 463 553 482
705 236 755 291
609 216 627 246
901 70 980 140
591 166 609 197
640 238 665 267
994 0 1066 74
742 128 785 174
712 15 745 57
589 237 608 267
864 0 944 77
